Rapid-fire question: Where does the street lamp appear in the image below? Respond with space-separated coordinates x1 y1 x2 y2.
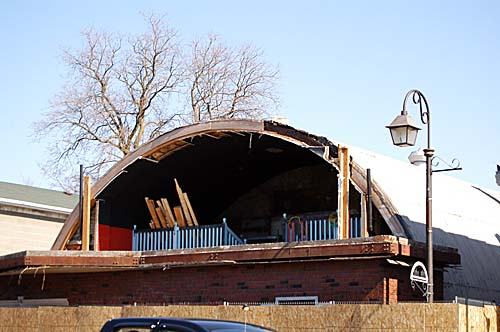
387 89 435 303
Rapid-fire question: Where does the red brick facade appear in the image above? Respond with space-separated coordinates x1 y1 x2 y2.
0 259 442 305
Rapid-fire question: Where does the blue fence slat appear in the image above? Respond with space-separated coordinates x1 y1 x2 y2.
194 228 198 247
315 220 319 240
316 220 320 240
355 217 358 237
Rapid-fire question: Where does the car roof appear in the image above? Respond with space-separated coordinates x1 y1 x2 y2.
184 319 274 331
100 317 276 332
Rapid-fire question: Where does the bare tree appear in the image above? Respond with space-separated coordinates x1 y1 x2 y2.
188 35 279 123
35 17 280 191
34 16 183 191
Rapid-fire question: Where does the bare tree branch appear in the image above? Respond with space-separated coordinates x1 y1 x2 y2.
34 15 183 189
34 16 279 190
188 35 279 123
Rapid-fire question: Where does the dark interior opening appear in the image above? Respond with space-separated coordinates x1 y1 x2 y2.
96 131 388 243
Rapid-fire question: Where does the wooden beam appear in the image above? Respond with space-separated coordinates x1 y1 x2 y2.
155 201 169 228
81 176 92 251
183 193 198 226
338 145 350 239
173 206 185 227
361 193 368 238
174 179 193 226
145 198 161 229
155 207 168 229
160 198 176 228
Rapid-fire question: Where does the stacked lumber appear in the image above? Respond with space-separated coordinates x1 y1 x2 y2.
144 178 199 229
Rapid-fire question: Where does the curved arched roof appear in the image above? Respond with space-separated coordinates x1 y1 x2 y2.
53 119 404 249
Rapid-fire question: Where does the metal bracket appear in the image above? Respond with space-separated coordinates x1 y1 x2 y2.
432 156 462 173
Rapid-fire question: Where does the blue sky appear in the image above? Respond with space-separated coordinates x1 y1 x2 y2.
1 0 499 190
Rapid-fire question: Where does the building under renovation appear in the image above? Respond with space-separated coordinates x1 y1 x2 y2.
0 119 499 305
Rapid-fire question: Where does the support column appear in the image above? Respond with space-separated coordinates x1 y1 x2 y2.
338 145 350 239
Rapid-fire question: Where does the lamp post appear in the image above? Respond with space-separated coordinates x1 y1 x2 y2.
386 89 434 303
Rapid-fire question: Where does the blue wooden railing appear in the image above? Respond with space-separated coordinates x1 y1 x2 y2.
133 215 364 250
132 220 245 251
284 216 362 242
349 217 362 238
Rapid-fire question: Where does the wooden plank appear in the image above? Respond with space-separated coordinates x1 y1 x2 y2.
145 197 161 229
160 198 176 227
174 179 193 226
155 207 168 229
173 206 186 227
155 200 170 228
361 193 369 238
183 192 199 226
81 176 92 251
338 145 350 239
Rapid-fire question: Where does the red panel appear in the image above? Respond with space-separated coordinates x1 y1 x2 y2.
98 225 132 251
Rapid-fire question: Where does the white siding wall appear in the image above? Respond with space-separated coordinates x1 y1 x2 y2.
0 214 63 255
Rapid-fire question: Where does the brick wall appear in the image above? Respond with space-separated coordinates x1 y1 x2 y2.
0 259 442 305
